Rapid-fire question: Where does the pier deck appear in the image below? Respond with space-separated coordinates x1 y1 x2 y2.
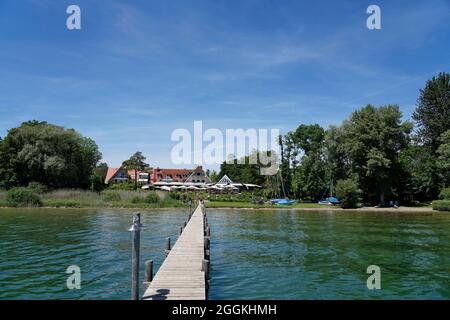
142 204 208 300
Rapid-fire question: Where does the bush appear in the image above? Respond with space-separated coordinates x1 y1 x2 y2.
107 182 135 190
145 192 160 204
432 200 450 211
102 191 121 201
6 187 42 207
439 187 450 200
131 196 145 204
207 192 257 203
167 192 181 200
27 182 48 194
90 175 106 192
43 199 80 208
160 197 184 208
335 179 361 209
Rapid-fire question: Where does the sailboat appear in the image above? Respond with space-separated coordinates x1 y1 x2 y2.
318 180 340 205
269 170 297 205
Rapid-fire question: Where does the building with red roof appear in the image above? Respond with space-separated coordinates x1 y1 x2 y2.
151 166 211 184
104 167 152 184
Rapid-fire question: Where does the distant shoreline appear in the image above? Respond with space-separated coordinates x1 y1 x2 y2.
205 206 437 213
0 204 439 213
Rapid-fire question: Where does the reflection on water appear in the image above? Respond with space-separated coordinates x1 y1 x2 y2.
0 208 448 299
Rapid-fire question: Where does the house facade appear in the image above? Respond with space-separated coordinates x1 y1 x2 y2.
151 166 211 184
184 166 212 184
105 167 152 184
104 167 128 184
151 168 192 183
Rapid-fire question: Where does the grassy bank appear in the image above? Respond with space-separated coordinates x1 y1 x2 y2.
0 189 440 212
0 189 186 209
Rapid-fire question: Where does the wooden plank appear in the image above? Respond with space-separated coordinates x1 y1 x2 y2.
142 204 207 300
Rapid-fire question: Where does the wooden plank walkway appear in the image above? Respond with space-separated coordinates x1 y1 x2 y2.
142 203 208 300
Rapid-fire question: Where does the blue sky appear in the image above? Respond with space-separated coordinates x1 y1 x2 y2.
0 0 449 169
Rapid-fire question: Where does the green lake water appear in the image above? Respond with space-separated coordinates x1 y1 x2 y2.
0 208 449 299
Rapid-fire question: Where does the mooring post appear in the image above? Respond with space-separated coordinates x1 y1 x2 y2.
144 260 153 285
202 259 209 275
165 237 171 256
204 236 210 259
179 226 183 236
129 213 142 301
202 258 210 297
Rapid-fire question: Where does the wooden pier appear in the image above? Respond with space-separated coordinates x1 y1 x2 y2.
142 203 210 300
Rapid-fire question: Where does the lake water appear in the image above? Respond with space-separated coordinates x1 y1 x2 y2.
0 208 449 299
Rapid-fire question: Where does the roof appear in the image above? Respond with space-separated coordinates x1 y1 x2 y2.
105 167 121 184
217 174 233 185
185 166 211 183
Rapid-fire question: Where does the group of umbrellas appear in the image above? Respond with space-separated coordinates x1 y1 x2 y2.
153 184 240 192
141 181 263 192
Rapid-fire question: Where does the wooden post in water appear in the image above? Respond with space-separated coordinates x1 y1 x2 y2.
202 259 210 279
130 213 142 300
204 236 210 259
144 260 153 285
202 258 210 296
165 237 171 257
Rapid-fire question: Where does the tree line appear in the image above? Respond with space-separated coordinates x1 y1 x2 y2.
0 72 448 206
216 72 450 205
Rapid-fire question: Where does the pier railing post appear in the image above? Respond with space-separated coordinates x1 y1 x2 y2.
165 237 171 257
204 236 210 260
202 258 210 296
129 213 142 301
144 260 153 288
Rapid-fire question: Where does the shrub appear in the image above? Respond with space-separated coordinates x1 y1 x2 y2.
107 182 135 190
160 197 184 208
131 196 145 204
90 174 106 192
43 200 80 208
145 192 160 204
167 192 181 200
439 187 450 200
335 179 361 209
432 200 450 211
27 182 48 194
6 187 42 207
102 191 121 201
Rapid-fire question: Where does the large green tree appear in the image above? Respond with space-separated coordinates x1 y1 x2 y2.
0 121 102 189
413 72 450 149
324 125 350 186
340 105 412 205
410 72 450 198
436 129 450 187
288 124 328 200
219 150 266 186
122 151 149 190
